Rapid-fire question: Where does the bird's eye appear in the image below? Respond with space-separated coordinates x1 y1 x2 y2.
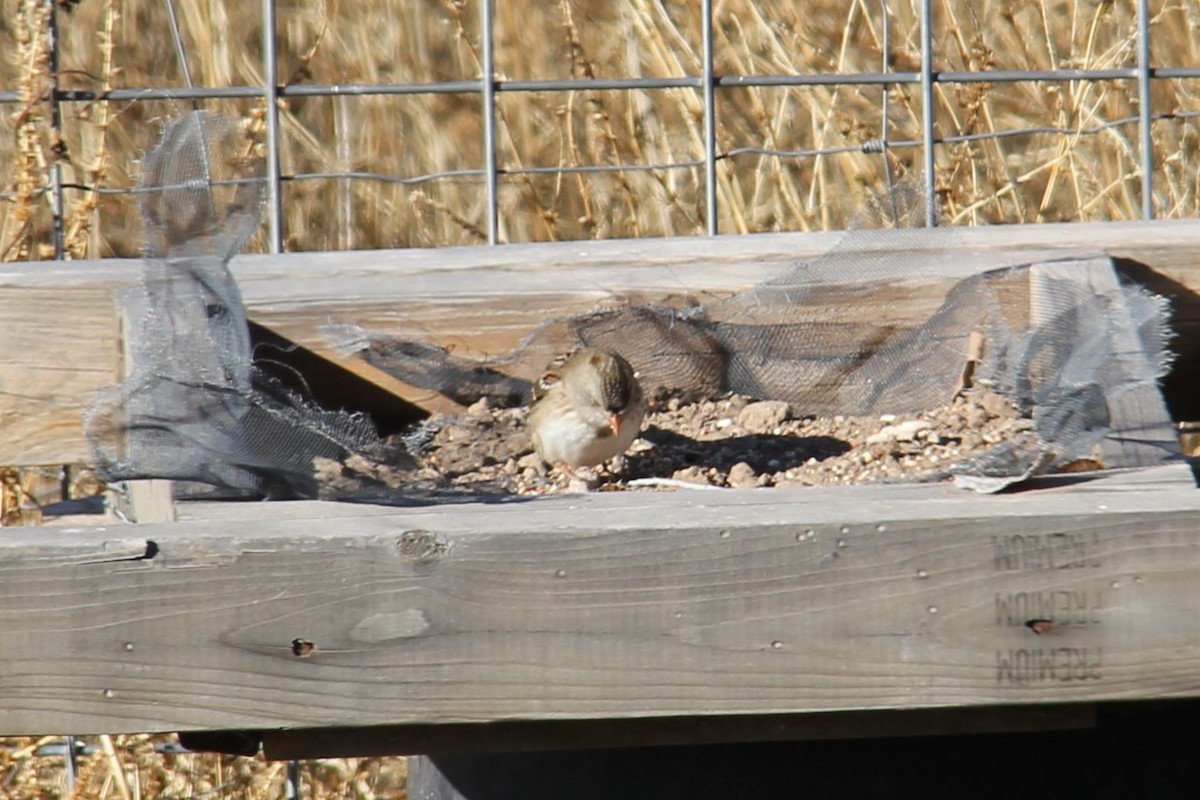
606 385 631 412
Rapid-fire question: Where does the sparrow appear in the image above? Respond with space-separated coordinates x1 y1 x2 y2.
528 347 646 471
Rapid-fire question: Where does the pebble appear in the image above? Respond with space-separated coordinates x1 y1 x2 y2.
978 390 1018 419
517 452 542 470
941 413 966 433
627 438 654 453
672 466 712 486
441 424 470 442
964 405 988 428
566 474 600 492
737 400 791 432
723 395 750 415
727 461 760 488
865 419 932 444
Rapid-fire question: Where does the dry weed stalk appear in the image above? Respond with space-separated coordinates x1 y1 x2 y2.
62 0 118 259
96 734 133 800
0 467 42 526
3 0 55 261
412 188 487 242
556 0 641 238
0 735 407 800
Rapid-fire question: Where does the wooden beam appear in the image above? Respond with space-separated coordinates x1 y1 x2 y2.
235 219 1200 367
257 703 1098 759
398 700 1200 800
0 285 122 464
0 464 1197 737
5 219 1200 466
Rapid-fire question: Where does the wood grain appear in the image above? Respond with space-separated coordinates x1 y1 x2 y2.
0 287 121 464
1 465 1198 736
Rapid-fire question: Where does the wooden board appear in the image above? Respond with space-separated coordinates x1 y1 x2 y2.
0 464 1197 737
238 222 1200 411
0 286 122 463
4 218 1200 465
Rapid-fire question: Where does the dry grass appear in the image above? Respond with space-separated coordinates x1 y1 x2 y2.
0 465 103 526
0 735 406 799
0 468 40 526
3 0 1200 258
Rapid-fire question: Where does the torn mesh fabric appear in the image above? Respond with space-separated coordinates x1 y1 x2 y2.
87 111 406 500
350 229 1179 488
86 112 1179 498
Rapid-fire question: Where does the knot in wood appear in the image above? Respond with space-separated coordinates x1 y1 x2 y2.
398 529 448 562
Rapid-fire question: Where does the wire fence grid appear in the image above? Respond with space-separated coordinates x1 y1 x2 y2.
1 0 1193 259
0 1 1192 795
0 734 405 799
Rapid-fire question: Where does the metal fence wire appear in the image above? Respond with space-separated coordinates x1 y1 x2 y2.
1 0 1194 258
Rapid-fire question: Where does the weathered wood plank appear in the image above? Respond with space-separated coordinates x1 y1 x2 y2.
0 286 121 463
4 218 1200 465
0 467 1197 736
168 464 1196 525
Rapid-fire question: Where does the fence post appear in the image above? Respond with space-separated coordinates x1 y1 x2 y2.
702 0 718 236
919 0 936 227
45 0 65 258
262 0 284 252
481 0 499 245
1136 0 1155 220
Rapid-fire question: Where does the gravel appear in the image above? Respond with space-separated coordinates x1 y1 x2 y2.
408 388 1041 495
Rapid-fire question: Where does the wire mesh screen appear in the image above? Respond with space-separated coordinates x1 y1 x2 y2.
80 106 1178 500
3 0 1199 260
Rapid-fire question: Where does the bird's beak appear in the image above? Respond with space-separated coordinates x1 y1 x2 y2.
609 412 622 436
